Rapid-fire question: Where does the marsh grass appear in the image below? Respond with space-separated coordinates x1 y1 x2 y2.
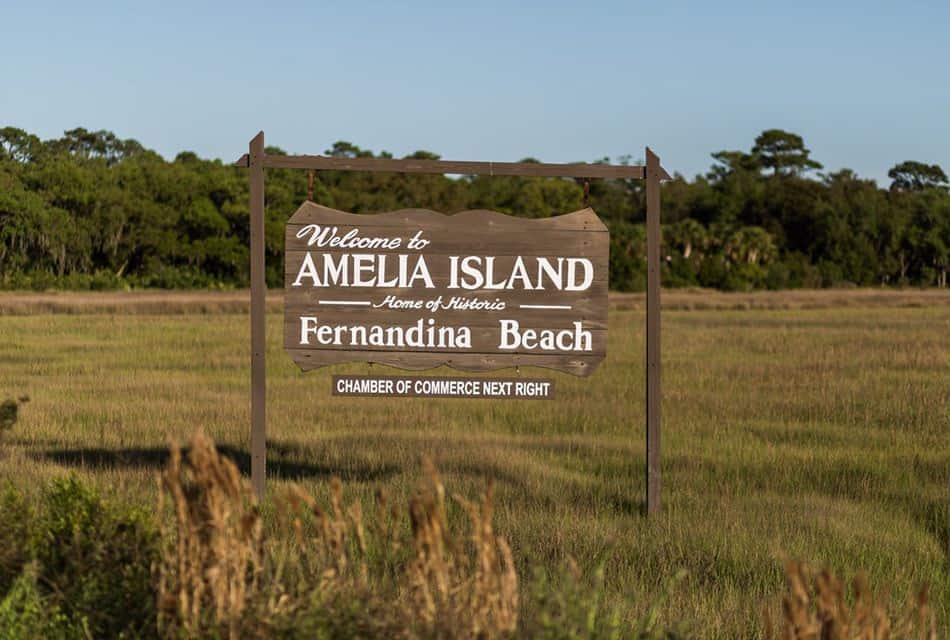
0 429 940 638
158 430 263 638
0 288 947 316
0 291 947 636
773 559 937 639
153 431 934 638
158 430 519 638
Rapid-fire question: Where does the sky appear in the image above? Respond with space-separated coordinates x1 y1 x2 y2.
2 1 948 184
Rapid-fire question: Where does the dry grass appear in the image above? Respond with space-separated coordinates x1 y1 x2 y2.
0 290 284 316
773 559 937 639
0 287 947 316
1 292 947 637
158 430 263 639
401 459 519 637
157 431 518 639
610 288 950 311
154 431 936 638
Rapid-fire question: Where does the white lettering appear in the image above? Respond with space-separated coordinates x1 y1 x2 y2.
299 316 319 344
566 258 594 291
497 320 592 352
352 254 376 286
295 225 402 250
293 253 321 287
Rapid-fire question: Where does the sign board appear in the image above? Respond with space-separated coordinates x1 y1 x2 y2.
284 203 609 376
332 375 554 399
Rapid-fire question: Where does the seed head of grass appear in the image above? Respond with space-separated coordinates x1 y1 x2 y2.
774 558 936 640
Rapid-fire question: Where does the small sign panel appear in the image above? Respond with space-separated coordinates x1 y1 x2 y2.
332 375 554 400
284 203 608 376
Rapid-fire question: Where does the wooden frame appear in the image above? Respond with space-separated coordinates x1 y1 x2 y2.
283 203 609 376
237 131 670 514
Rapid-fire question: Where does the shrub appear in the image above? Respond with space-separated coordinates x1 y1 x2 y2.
0 487 32 596
781 252 823 288
765 261 791 290
697 254 729 289
0 563 84 640
521 558 689 639
32 477 159 639
608 222 647 292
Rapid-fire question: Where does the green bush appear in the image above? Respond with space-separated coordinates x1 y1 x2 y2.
522 560 689 639
0 270 129 292
31 477 159 639
697 254 729 289
0 563 83 640
0 487 32 596
608 222 648 292
663 255 701 288
782 252 823 288
130 264 221 289
765 261 791 290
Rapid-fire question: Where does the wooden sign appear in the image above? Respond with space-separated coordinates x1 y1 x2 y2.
332 375 554 399
284 203 609 376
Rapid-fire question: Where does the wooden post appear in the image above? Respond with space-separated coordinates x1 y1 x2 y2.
249 132 266 499
645 147 662 515
236 136 669 504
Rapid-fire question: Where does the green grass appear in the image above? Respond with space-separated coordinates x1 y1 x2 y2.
0 299 947 637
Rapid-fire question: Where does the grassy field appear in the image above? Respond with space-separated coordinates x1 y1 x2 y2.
0 290 947 637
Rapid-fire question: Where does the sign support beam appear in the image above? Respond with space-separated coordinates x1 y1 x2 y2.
249 132 266 499
645 147 662 515
239 133 668 510
235 153 671 181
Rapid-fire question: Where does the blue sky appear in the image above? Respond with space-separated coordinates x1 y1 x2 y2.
2 1 947 184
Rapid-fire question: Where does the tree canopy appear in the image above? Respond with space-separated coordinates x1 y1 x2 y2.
0 126 947 291
888 161 949 192
751 129 822 176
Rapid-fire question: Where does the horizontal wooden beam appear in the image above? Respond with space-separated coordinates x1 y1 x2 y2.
234 153 671 181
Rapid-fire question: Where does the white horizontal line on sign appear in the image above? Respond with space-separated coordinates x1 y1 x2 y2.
318 300 372 306
518 304 573 310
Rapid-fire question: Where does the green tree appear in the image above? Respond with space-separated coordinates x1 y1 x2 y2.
0 127 43 163
752 129 822 176
1 125 948 292
887 161 949 192
724 226 777 266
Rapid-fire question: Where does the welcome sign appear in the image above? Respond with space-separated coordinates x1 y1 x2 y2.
284 203 608 376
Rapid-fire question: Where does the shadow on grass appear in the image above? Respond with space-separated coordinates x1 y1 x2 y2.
32 440 400 483
30 432 656 515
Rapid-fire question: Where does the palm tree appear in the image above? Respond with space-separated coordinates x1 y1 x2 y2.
724 226 777 266
666 219 709 260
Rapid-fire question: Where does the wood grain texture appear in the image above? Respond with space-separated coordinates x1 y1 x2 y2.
286 349 603 376
284 204 609 376
283 297 609 329
233 154 672 179
287 204 608 230
249 132 267 499
645 147 662 515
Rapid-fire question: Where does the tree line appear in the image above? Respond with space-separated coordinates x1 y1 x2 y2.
1 126 947 291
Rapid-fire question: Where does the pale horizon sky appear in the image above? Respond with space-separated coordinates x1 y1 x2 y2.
3 1 948 185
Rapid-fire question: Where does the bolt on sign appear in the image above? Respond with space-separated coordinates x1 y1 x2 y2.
284 203 609 377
